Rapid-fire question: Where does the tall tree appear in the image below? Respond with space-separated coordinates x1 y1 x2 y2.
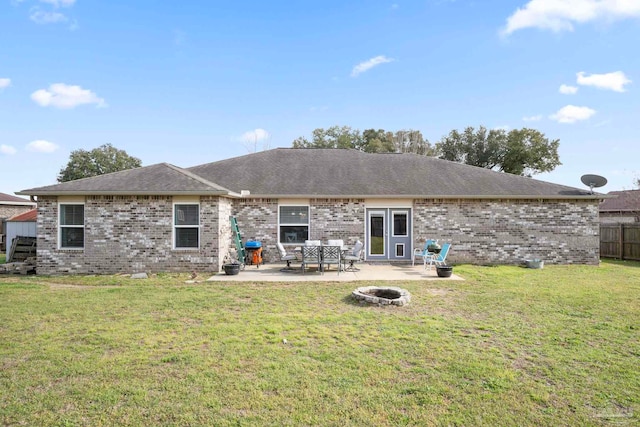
436 126 560 176
292 126 362 149
293 126 436 155
58 143 142 182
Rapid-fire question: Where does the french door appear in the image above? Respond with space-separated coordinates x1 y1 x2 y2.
365 208 411 261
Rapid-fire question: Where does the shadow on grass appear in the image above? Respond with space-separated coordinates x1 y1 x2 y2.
601 258 640 268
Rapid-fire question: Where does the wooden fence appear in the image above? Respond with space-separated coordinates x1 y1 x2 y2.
600 224 640 261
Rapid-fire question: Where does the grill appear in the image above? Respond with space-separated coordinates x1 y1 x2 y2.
244 240 263 268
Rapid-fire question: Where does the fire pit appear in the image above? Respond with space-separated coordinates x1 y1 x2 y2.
352 286 411 306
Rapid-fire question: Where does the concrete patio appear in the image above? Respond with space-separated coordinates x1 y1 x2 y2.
207 262 464 282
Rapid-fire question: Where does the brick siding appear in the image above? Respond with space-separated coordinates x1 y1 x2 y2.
36 195 230 275
413 199 600 265
34 195 600 274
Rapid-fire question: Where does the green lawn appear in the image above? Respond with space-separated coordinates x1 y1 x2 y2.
1 261 638 426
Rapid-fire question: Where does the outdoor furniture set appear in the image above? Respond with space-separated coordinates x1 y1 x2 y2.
276 240 364 275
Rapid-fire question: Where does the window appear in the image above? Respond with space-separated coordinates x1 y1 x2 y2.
59 204 84 249
279 205 309 244
392 212 408 237
174 204 200 248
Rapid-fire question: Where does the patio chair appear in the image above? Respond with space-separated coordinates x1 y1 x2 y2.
424 242 451 271
276 241 298 271
320 245 341 275
301 245 321 274
413 239 437 266
342 240 364 272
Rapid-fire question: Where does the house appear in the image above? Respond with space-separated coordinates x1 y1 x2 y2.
17 148 603 275
5 209 37 259
599 190 640 224
0 192 37 252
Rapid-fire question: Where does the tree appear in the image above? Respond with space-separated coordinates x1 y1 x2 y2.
58 144 142 182
435 126 560 176
292 126 363 150
292 126 436 155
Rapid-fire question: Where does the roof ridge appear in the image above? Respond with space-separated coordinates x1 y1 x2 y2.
163 163 233 193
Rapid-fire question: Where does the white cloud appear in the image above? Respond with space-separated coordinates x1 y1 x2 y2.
30 9 68 24
40 0 76 7
549 105 596 123
0 145 17 155
0 78 10 90
523 115 543 122
351 55 395 77
559 84 578 95
240 128 270 143
576 71 632 92
502 0 640 35
26 140 59 153
31 83 106 109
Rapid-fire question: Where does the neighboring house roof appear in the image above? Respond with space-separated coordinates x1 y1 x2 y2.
7 208 37 222
0 192 36 206
17 163 234 196
600 190 640 212
17 148 601 199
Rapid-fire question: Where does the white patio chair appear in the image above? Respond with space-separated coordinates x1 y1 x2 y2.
276 241 297 271
342 240 364 272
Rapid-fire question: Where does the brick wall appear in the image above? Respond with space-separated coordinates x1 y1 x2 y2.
36 195 226 275
231 198 366 263
34 195 601 274
413 199 600 265
0 205 33 220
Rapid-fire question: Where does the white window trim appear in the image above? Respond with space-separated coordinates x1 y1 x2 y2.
173 202 200 250
58 202 85 250
391 210 409 237
278 203 310 245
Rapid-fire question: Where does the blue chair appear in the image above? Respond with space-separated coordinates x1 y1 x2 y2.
424 242 451 271
413 239 437 266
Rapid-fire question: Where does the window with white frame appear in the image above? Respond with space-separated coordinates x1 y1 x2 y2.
59 204 85 249
279 205 309 244
174 203 200 248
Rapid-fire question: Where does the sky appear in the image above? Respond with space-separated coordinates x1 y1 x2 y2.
1 0 639 197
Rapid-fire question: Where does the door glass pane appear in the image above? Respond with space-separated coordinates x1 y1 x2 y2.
393 213 407 236
370 214 384 255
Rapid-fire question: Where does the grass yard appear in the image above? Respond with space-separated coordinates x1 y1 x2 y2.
1 261 638 426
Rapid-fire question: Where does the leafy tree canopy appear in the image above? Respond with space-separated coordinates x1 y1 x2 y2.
435 126 561 176
57 143 142 182
292 126 435 155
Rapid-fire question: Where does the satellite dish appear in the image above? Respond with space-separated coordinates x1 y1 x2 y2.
580 174 607 194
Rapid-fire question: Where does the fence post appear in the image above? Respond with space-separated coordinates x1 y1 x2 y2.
619 223 624 260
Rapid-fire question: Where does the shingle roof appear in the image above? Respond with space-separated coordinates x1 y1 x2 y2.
600 190 640 212
18 148 598 199
0 192 35 205
187 148 594 198
17 163 233 196
7 209 37 222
